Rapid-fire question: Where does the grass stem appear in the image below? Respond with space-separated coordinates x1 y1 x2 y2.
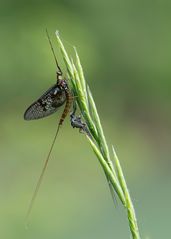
55 31 141 239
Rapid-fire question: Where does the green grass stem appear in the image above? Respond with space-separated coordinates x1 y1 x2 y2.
55 31 141 239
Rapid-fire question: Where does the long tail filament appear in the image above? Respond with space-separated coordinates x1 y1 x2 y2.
26 124 61 224
26 89 72 223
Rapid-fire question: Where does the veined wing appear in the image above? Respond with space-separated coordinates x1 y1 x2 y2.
24 84 66 120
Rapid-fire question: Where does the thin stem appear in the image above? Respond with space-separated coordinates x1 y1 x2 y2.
55 31 141 239
112 146 140 239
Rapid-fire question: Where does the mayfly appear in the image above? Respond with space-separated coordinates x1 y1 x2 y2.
24 30 73 220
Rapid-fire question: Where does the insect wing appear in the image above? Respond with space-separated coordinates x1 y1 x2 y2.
24 84 66 120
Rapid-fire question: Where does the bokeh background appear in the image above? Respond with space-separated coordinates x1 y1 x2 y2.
0 0 171 238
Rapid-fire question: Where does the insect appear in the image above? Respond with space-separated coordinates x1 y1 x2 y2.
24 31 91 221
24 30 73 220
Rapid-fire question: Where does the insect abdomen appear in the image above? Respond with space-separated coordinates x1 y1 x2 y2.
59 89 73 126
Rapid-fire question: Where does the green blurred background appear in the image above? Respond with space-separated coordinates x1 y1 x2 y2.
0 0 171 238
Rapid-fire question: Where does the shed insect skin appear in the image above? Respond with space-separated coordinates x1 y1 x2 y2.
70 102 91 138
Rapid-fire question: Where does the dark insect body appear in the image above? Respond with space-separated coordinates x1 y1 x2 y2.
24 84 66 120
24 30 90 222
24 30 73 221
24 30 72 125
24 76 73 126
